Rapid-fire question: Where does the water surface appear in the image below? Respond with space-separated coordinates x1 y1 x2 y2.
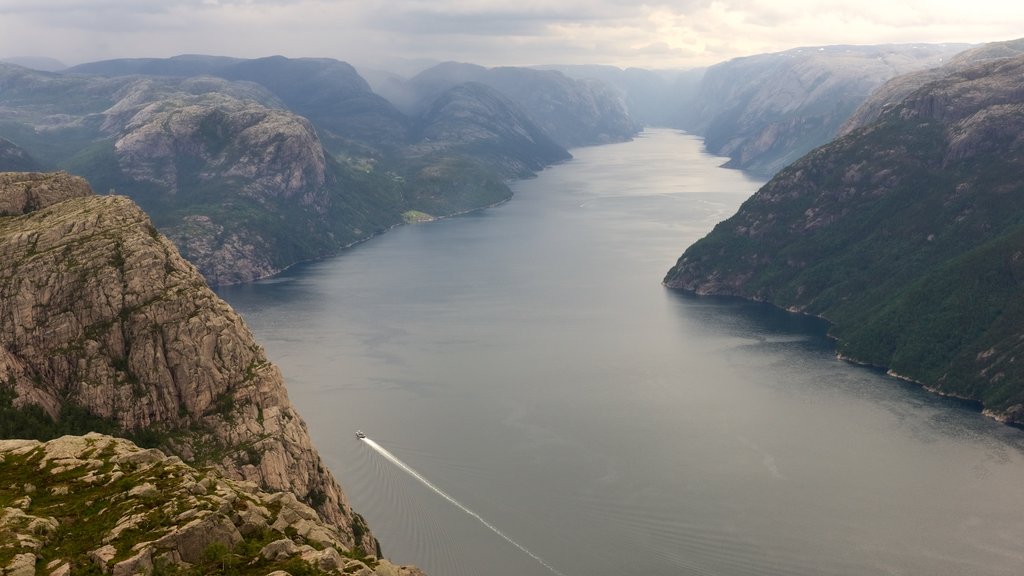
220 129 1024 576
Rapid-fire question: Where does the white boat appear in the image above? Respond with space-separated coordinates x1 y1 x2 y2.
355 430 366 439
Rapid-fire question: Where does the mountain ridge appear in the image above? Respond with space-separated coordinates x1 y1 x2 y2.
665 51 1024 424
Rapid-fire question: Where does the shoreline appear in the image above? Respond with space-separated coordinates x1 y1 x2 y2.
670 287 1019 429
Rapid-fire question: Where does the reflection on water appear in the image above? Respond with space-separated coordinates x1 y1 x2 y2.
220 129 1024 576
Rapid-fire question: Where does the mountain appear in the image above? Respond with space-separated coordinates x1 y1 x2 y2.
665 52 1024 424
70 55 411 154
0 434 425 576
534 64 703 127
0 56 66 72
0 65 404 285
411 82 571 177
0 137 40 171
839 38 1024 135
678 43 968 176
0 172 392 556
389 62 640 147
0 56 617 285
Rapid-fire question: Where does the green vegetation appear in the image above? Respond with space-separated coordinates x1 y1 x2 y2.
0 437 374 576
666 63 1024 422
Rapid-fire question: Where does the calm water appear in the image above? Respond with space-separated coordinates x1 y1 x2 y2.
219 129 1024 576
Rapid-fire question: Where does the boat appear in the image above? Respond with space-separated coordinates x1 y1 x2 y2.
355 430 366 439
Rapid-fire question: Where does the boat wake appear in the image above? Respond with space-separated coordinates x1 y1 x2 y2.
360 435 567 576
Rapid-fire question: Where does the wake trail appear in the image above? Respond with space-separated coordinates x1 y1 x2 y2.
361 436 567 576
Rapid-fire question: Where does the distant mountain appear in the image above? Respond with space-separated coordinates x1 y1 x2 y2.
0 137 40 171
386 62 640 148
665 51 1024 424
678 43 968 176
535 64 703 127
411 82 570 176
1 56 66 72
0 56 620 284
66 54 243 77
71 55 411 153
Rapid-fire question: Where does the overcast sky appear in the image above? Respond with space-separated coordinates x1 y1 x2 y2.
1 0 1022 71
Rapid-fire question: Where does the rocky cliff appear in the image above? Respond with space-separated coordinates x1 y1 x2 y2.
679 43 967 176
665 53 1024 424
0 172 389 556
0 433 425 576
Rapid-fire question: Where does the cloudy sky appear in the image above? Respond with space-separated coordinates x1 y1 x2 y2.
1 0 1022 71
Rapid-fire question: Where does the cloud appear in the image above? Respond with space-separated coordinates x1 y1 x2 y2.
0 0 1021 70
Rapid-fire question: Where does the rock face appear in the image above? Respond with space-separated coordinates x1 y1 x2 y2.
665 52 1024 424
107 92 349 285
0 434 426 576
678 43 968 176
0 173 381 554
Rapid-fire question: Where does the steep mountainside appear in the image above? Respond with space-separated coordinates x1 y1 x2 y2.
665 54 1024 424
410 82 571 177
0 434 425 576
679 43 968 176
0 172 387 555
394 62 640 147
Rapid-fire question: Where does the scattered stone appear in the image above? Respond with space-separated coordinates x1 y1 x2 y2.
5 553 37 576
127 482 159 498
300 546 344 572
89 544 117 570
261 538 301 561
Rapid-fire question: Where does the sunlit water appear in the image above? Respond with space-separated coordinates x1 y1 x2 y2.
219 129 1024 576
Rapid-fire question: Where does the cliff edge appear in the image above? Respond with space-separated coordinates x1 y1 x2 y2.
0 172 392 558
0 433 425 576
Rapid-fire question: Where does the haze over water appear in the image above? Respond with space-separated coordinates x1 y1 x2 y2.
219 129 1024 576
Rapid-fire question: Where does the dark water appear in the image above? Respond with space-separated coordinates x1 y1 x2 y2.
219 129 1024 576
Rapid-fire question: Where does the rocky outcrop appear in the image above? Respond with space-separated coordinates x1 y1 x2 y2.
0 434 426 576
0 172 91 215
106 92 347 285
665 53 1024 424
679 43 968 176
0 174 380 553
